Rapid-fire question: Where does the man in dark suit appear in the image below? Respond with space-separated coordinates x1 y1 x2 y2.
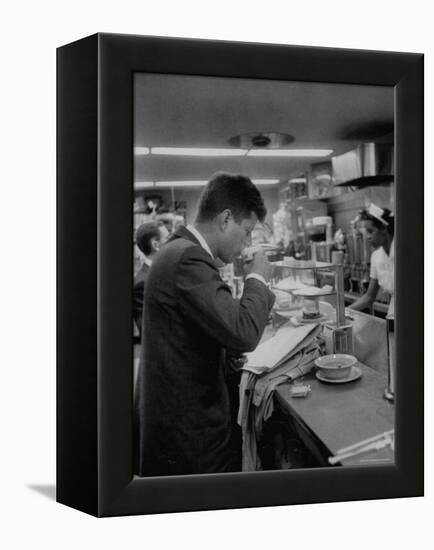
134 172 275 476
133 221 169 335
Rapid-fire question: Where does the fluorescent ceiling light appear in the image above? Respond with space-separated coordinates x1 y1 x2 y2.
141 179 280 188
151 147 247 157
138 147 332 157
134 147 150 155
155 181 207 187
288 178 307 183
135 181 154 188
247 149 333 157
252 179 280 185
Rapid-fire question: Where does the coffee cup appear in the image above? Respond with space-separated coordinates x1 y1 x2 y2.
241 246 261 263
315 354 357 380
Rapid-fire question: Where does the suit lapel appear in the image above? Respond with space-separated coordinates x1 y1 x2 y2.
168 226 201 246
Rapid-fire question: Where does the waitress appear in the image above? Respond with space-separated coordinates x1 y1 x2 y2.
350 203 394 318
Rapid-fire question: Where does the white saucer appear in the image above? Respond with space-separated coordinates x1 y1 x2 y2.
293 313 329 324
316 365 362 384
291 287 334 297
273 309 297 319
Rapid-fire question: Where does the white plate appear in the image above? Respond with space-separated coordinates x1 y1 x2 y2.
291 286 334 297
273 280 312 292
315 365 362 384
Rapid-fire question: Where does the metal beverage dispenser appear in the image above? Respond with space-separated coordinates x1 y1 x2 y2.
346 214 371 296
331 250 354 355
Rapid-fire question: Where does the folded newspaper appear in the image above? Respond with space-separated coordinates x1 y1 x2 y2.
239 324 322 471
243 323 321 375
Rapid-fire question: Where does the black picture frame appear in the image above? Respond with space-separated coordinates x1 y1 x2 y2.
57 33 424 517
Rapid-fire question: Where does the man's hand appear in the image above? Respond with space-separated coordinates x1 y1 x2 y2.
243 249 273 282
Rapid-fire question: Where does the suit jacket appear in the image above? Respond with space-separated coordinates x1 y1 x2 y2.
133 262 150 334
134 226 275 476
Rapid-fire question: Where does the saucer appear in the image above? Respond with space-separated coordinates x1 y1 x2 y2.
316 365 362 384
291 286 334 297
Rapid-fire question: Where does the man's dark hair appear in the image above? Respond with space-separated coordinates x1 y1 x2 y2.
196 172 267 223
361 207 395 237
135 222 161 255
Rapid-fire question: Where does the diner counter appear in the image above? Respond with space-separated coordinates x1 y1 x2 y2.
262 308 394 467
274 363 394 466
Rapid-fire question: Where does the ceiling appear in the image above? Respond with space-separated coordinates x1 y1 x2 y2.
133 73 394 190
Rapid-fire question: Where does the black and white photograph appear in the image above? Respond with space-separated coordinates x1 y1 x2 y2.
53 30 423 520
132 73 396 477
3 0 431 546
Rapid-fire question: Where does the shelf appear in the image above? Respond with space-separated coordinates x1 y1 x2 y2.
335 174 394 188
271 260 333 270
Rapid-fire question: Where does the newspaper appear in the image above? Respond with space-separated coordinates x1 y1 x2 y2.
244 323 321 375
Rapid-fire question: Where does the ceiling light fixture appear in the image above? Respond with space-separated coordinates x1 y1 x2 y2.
152 179 280 187
247 149 333 157
134 147 150 155
155 181 207 187
147 146 332 157
288 178 307 183
135 181 154 188
229 132 295 148
252 179 280 185
151 147 247 157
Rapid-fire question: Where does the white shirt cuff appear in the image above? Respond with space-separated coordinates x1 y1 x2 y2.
245 273 269 287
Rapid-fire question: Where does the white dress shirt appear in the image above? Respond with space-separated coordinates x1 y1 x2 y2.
186 225 214 258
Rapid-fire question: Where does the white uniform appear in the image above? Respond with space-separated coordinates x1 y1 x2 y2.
369 239 394 318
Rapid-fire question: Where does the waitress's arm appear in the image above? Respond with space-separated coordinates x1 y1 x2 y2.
377 266 394 295
349 278 380 312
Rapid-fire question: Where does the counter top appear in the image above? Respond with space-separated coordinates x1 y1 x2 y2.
274 363 394 466
271 306 388 373
260 308 393 467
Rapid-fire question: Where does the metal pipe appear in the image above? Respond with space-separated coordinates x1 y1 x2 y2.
332 250 346 327
384 317 395 402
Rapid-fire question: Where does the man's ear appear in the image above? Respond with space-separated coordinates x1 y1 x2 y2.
151 238 160 252
217 209 232 230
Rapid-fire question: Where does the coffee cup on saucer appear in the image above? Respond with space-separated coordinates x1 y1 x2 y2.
315 354 357 380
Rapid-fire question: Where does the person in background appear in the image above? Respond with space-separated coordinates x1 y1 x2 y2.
133 222 169 335
134 172 275 476
349 204 394 317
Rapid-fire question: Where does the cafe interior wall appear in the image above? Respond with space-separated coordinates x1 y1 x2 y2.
327 184 393 234
136 185 281 226
135 181 392 238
